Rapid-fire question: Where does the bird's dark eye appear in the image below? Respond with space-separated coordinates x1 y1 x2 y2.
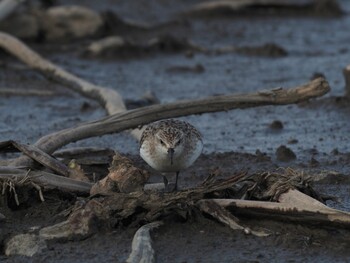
176 139 181 146
160 140 165 145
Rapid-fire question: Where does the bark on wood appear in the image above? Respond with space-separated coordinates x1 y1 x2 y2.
126 221 163 263
11 77 330 167
210 189 350 227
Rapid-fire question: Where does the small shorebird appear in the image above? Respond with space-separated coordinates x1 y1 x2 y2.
140 119 203 191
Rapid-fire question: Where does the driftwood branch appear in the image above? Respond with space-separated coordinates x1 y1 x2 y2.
126 221 163 263
0 167 92 193
209 189 350 227
0 140 70 176
11 77 329 167
0 31 144 142
0 32 125 115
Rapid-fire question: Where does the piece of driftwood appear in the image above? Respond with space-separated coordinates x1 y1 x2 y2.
0 140 70 176
83 35 204 58
209 189 350 227
90 153 149 195
184 0 343 17
126 221 163 263
0 167 92 193
10 77 330 168
0 32 125 115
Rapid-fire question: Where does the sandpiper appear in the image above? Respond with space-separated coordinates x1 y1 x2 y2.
140 119 203 191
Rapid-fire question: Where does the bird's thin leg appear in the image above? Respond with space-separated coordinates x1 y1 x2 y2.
174 171 179 191
163 175 169 188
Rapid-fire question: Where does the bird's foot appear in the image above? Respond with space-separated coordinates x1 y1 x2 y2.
163 176 178 192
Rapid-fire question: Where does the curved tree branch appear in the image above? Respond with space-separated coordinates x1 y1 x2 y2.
0 32 125 115
11 77 329 167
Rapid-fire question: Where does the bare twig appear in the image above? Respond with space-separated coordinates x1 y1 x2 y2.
126 221 163 263
11 77 330 167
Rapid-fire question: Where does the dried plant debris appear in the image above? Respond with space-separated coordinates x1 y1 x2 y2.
276 145 297 162
4 166 350 258
184 0 344 18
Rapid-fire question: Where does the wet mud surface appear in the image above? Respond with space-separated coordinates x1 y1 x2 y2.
2 0 350 262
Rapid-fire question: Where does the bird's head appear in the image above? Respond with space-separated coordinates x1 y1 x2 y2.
155 128 185 165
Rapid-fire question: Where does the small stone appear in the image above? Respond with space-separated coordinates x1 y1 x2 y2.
5 234 47 257
287 139 298 144
310 72 325 80
309 157 320 167
276 145 296 162
0 213 5 221
331 148 339 155
255 149 271 162
43 5 103 41
269 120 283 130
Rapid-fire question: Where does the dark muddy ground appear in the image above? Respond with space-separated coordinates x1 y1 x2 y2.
2 0 350 262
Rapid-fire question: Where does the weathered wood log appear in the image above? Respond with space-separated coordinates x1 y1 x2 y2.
11 77 330 167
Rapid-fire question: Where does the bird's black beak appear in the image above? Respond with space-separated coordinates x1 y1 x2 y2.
167 148 174 165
